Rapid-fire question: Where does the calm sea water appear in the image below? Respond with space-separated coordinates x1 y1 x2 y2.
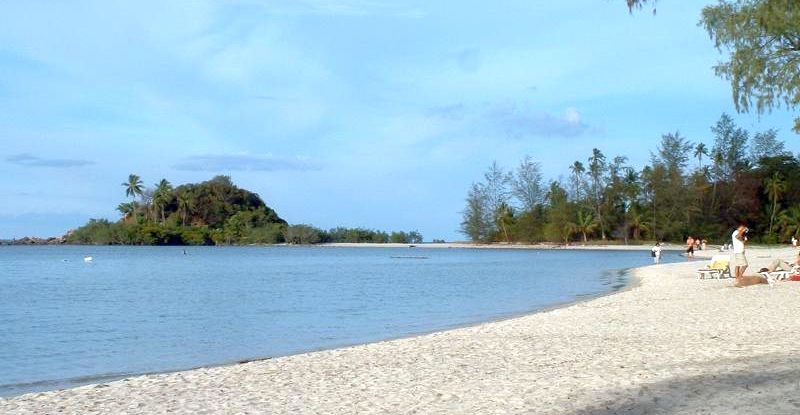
0 245 677 397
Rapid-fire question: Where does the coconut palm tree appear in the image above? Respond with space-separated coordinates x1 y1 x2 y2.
574 210 598 243
176 192 194 226
561 222 577 246
694 143 708 170
764 172 787 235
627 207 650 241
116 202 135 222
495 202 514 243
122 174 144 219
569 161 585 201
152 179 173 224
778 206 800 241
587 148 607 239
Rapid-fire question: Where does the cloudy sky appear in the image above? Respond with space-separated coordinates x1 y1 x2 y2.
1 1 797 240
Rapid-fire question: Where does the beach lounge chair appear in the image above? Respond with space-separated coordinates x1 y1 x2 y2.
759 264 798 286
697 255 731 279
760 270 791 286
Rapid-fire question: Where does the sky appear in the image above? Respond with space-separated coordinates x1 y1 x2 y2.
1 1 798 241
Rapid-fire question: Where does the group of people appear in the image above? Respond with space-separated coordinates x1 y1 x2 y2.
684 236 707 258
649 236 708 264
650 223 800 286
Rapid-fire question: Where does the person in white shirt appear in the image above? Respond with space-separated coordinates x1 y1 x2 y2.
651 242 662 264
731 224 748 280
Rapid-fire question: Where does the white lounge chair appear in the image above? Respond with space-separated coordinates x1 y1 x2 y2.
697 255 732 279
759 264 797 286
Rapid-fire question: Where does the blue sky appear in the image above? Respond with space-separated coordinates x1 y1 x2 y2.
1 1 797 241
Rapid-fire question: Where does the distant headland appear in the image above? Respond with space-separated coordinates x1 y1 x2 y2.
5 175 423 246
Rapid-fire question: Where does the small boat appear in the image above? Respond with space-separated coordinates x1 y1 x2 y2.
83 256 93 262
390 255 429 259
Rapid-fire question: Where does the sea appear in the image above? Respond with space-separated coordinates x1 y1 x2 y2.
0 245 678 397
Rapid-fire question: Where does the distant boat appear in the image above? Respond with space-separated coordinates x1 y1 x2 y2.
83 256 93 262
390 255 428 259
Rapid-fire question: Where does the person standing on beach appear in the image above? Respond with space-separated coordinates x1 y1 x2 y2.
651 242 662 264
686 236 695 259
731 225 748 281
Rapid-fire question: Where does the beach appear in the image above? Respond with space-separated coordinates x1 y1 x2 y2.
2 246 799 414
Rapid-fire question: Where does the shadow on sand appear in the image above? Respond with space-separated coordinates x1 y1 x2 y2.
564 352 800 415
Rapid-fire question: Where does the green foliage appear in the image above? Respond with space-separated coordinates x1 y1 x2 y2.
283 224 323 245
629 1 798 132
67 219 117 244
389 230 424 244
73 173 421 246
702 0 800 133
461 113 798 245
460 182 493 243
711 113 750 180
177 226 212 245
544 181 575 244
174 176 286 229
73 175 287 245
323 227 390 243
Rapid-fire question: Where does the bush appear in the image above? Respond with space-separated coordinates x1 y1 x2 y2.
283 224 322 244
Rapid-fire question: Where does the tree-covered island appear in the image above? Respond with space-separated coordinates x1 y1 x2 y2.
66 175 423 245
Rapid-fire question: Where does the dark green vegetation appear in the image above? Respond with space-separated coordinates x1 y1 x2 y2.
461 114 800 245
68 175 422 245
627 0 800 133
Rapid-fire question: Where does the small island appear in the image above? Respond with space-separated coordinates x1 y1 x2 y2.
63 175 423 246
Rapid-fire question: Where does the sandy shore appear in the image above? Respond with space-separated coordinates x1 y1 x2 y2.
322 242 689 251
2 247 799 414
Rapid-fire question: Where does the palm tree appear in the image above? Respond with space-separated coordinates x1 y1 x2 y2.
627 207 650 240
694 143 708 170
764 172 787 235
562 222 577 246
116 202 135 222
152 179 173 224
176 193 194 226
569 161 585 201
778 206 800 241
495 202 514 243
574 210 597 243
587 149 607 239
122 174 144 219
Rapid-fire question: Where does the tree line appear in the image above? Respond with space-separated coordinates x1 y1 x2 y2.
67 175 422 245
461 113 800 245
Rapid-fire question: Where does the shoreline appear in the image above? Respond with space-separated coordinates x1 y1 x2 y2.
0 252 642 398
3 247 799 413
0 241 692 251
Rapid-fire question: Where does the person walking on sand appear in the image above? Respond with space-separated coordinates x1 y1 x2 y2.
651 242 662 264
686 236 695 259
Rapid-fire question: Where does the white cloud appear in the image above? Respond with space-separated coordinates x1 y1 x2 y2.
564 107 581 124
232 0 425 17
173 153 322 172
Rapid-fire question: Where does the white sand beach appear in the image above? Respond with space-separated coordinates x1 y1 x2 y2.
321 242 689 251
2 246 799 414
